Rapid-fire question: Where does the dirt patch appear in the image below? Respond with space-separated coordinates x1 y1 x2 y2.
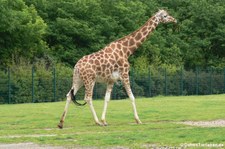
178 119 225 127
0 143 128 149
0 143 65 149
0 134 57 139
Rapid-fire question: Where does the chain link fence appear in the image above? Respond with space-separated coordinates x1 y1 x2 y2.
0 67 225 104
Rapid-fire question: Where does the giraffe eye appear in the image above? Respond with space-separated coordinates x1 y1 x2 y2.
163 15 167 18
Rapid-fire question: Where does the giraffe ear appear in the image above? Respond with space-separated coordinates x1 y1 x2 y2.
157 8 164 13
156 8 161 14
157 8 163 15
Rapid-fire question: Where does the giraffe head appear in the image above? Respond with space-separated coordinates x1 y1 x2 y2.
155 9 177 24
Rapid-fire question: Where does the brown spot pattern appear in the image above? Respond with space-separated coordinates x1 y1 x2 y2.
72 12 159 101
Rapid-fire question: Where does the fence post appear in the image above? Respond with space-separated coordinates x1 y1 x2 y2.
32 66 35 103
164 68 167 96
224 68 225 93
209 67 212 95
8 67 11 104
195 67 199 95
180 68 183 96
53 67 56 102
148 67 151 97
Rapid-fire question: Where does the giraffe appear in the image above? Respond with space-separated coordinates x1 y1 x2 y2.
58 9 177 128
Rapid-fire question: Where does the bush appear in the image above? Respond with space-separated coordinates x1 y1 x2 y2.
0 64 224 104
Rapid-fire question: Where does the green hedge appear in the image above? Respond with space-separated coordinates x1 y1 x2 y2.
0 66 224 104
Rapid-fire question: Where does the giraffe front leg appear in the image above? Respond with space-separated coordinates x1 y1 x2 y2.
129 91 142 124
101 83 114 126
122 75 142 124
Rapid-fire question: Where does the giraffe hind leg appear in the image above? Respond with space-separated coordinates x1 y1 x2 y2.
101 83 114 126
87 100 103 126
83 79 103 126
58 84 82 128
58 70 83 129
58 89 72 129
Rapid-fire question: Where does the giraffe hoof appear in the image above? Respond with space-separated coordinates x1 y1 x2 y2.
57 123 63 129
95 121 104 126
101 120 108 126
135 119 142 124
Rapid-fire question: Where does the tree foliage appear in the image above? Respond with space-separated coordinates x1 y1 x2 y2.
0 0 225 70
0 0 47 66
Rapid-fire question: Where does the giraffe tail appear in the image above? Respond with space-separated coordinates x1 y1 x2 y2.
70 89 87 106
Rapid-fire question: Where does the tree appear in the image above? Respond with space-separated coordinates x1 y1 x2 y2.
0 0 47 66
25 0 106 66
160 0 225 68
8 0 225 69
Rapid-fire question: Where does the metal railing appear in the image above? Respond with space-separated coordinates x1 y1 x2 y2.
0 67 225 104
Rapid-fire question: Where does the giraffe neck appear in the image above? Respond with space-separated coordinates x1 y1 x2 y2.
116 14 160 57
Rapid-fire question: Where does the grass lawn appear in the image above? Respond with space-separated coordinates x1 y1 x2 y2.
0 95 225 148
